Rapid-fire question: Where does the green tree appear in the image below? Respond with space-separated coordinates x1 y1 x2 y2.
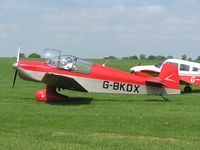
122 57 129 59
147 55 156 60
129 55 138 60
139 54 146 60
28 53 41 58
196 56 200 61
181 54 187 60
104 56 118 59
156 55 166 60
166 55 173 59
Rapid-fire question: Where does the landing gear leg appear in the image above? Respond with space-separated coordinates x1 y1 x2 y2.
184 86 192 93
35 85 68 102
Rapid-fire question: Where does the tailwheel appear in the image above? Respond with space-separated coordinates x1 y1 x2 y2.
35 85 68 102
184 86 192 93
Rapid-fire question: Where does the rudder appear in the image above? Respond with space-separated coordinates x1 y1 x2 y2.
159 64 180 94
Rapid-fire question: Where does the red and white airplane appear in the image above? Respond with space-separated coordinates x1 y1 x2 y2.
130 59 200 92
12 48 180 102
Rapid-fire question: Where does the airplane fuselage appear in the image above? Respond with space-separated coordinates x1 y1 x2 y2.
14 60 179 95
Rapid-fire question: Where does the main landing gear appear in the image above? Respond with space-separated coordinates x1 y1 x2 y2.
184 85 192 93
35 86 68 102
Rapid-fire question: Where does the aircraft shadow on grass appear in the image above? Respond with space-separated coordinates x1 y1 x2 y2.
94 97 170 103
47 97 93 106
145 99 171 102
19 96 169 105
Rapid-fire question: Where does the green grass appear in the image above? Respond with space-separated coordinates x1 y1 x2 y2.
1 58 200 149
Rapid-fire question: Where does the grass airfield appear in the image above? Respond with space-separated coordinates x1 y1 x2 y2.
0 58 200 149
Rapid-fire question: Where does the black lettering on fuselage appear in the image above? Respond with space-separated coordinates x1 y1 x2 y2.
126 84 132 92
133 85 140 93
113 82 119 90
102 81 140 93
103 81 109 89
119 83 125 91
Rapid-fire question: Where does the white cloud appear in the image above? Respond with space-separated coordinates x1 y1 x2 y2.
1 1 200 58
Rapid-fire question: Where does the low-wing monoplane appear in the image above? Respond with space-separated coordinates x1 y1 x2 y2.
12 49 180 102
130 59 200 92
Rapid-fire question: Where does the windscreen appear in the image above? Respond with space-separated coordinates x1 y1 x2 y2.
44 49 93 74
44 49 62 68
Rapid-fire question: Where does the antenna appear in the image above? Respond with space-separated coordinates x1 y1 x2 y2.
102 57 112 66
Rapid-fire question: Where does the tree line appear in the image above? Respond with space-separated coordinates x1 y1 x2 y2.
20 53 41 58
19 52 200 61
104 54 200 61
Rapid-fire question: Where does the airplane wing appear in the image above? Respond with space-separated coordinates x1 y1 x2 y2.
41 73 88 92
180 77 191 85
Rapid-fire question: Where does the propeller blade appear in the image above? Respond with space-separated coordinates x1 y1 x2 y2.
17 46 20 62
12 70 18 88
12 47 21 88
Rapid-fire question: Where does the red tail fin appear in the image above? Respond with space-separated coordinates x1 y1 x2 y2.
145 64 180 95
159 64 180 90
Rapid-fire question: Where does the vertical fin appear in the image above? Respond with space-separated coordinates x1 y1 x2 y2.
159 64 180 91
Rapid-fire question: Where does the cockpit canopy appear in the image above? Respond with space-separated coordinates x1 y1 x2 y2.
44 49 93 74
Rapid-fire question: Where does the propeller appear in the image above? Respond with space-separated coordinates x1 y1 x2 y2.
12 70 18 88
12 47 20 88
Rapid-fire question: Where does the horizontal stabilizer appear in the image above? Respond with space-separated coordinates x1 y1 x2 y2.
146 78 166 88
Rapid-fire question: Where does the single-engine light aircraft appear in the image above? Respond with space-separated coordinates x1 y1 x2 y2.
130 59 200 92
12 49 180 102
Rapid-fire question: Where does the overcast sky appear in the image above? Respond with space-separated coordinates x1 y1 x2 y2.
1 0 200 58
